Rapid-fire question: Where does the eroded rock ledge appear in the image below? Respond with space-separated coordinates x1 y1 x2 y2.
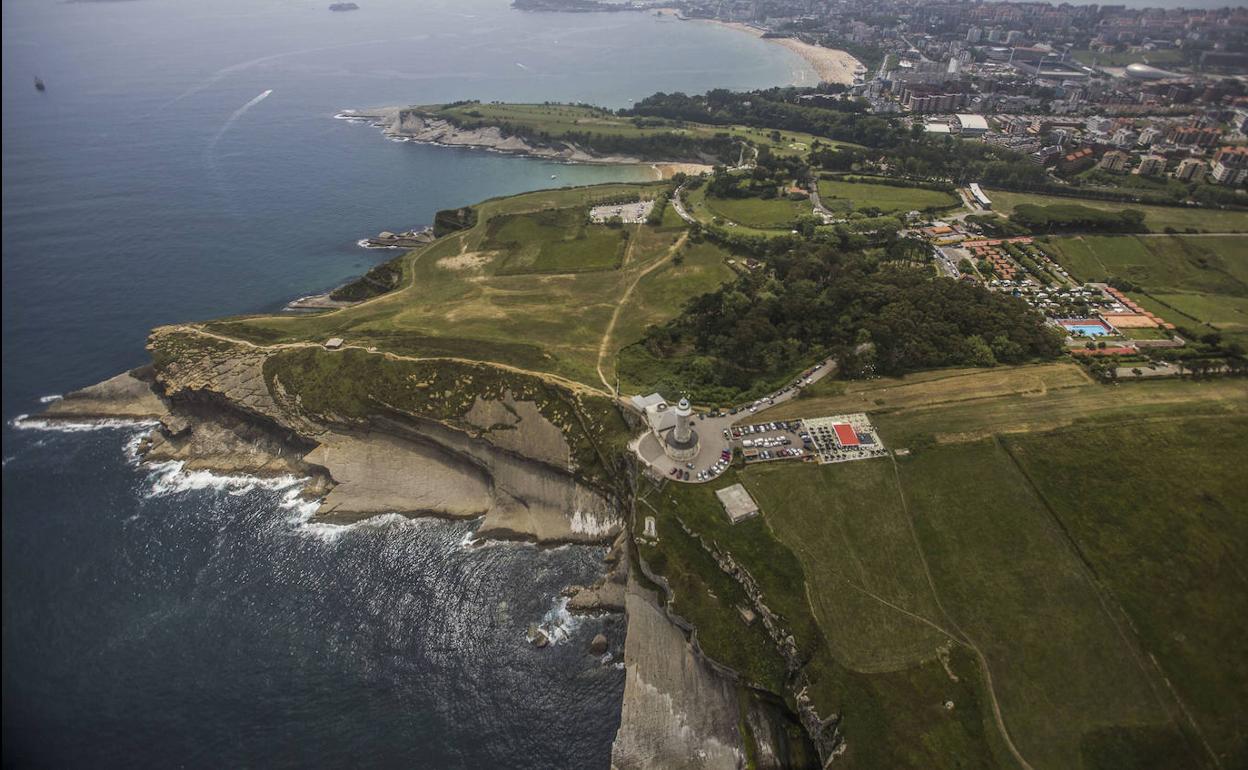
42 328 625 546
351 107 647 165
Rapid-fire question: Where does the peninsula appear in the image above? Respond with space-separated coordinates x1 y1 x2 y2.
41 84 1248 770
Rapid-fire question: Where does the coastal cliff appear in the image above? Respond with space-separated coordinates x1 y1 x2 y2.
44 327 627 546
352 107 648 165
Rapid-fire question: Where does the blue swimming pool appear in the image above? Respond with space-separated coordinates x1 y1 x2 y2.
1061 321 1112 337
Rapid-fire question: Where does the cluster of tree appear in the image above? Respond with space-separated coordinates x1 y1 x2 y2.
964 214 1029 238
646 190 671 226
812 138 1047 188
1011 204 1147 233
629 241 1063 399
623 89 899 148
432 206 478 237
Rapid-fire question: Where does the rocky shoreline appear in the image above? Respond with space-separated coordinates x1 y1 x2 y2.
340 108 713 179
37 340 822 767
345 107 649 165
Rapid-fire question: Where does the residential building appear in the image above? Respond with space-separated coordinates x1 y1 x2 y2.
1135 154 1167 177
1210 146 1248 186
1100 149 1131 173
1174 157 1206 182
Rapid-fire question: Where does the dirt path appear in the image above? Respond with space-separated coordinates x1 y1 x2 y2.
168 325 613 399
595 231 688 393
887 454 1036 770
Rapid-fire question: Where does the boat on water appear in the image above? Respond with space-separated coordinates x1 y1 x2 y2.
34 77 45 91
551 174 558 179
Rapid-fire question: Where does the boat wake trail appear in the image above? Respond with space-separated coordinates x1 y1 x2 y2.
205 89 273 156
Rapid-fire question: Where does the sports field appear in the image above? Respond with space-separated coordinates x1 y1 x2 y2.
817 179 960 214
987 190 1248 233
202 183 733 387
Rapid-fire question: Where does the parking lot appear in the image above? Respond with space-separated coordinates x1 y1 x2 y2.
589 200 654 224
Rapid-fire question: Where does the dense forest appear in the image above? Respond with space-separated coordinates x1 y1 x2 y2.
624 241 1063 401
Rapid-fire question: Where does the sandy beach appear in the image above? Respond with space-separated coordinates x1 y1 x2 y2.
649 162 714 180
655 10 862 86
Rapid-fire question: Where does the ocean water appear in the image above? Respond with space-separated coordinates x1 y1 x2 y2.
2 1 807 766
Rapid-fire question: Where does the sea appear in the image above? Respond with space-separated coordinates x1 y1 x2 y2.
1 0 807 766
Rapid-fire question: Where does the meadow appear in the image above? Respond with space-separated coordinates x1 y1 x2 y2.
1044 234 1248 342
987 190 1248 233
817 179 960 214
639 372 1248 768
701 192 814 229
203 183 735 387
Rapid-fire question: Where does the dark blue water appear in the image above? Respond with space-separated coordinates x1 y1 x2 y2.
2 0 804 766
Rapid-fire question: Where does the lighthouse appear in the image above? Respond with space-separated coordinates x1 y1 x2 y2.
664 397 699 461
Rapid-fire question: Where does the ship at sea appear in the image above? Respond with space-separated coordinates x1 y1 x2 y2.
34 76 45 91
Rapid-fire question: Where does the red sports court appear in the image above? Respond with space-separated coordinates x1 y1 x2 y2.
832 423 860 447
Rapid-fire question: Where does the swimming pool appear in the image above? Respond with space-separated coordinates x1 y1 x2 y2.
1060 320 1113 337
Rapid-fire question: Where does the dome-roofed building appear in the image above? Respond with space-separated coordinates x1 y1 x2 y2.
1125 63 1182 80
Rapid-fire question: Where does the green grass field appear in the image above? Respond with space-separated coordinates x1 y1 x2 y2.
1045 236 1248 293
1005 416 1248 766
1044 235 1248 341
817 179 960 214
202 183 735 387
642 373 1247 768
484 206 628 274
896 440 1173 770
702 192 813 229
988 190 1248 233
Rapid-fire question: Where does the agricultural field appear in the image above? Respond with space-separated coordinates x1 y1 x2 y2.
202 183 734 387
987 190 1248 233
817 179 960 214
1044 235 1248 342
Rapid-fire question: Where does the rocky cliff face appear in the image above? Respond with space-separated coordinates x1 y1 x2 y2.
610 574 818 770
353 108 646 165
45 328 624 546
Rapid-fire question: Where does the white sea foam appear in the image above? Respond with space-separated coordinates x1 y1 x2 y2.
356 238 398 249
142 459 304 499
11 415 159 433
38 394 64 404
528 596 584 646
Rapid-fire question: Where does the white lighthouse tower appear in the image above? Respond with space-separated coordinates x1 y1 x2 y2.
664 397 699 461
